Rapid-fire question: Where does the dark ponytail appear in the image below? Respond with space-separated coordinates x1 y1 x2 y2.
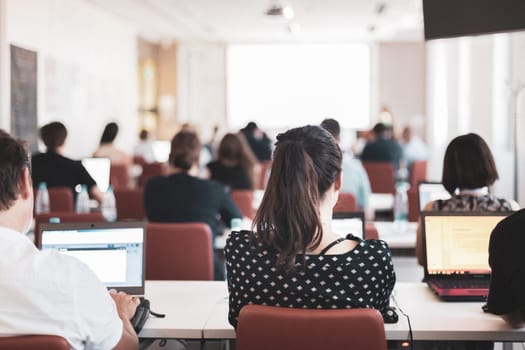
253 125 342 273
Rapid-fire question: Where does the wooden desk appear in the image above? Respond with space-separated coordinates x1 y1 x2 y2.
142 281 525 344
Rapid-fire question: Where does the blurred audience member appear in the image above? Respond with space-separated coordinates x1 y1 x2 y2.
144 130 242 280
133 129 156 163
321 119 374 220
32 122 104 202
400 125 429 167
93 122 132 166
360 122 404 169
240 122 272 162
207 133 258 191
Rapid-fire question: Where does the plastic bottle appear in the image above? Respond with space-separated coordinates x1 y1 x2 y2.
101 185 117 222
35 182 50 215
230 218 242 232
393 181 410 232
75 184 91 214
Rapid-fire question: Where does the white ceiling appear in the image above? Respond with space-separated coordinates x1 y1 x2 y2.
86 0 424 43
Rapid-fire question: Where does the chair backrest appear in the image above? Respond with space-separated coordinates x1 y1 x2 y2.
0 335 69 350
110 164 130 189
146 222 213 280
132 155 146 166
407 188 419 222
236 305 387 350
410 160 427 189
114 188 145 221
230 190 255 219
333 192 358 213
33 187 74 213
365 222 379 240
34 212 106 248
257 161 272 190
362 161 396 194
138 162 164 187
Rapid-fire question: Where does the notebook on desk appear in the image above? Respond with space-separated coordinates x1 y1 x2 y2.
40 221 146 295
422 212 509 301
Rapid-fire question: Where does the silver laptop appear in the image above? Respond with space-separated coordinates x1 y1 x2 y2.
40 221 146 295
82 158 111 192
417 182 451 211
422 212 509 301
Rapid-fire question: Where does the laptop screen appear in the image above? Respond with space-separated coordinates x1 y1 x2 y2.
82 158 111 192
40 222 145 294
332 212 365 239
418 182 451 211
423 213 508 276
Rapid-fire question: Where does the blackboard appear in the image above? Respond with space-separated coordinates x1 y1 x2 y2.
10 45 38 152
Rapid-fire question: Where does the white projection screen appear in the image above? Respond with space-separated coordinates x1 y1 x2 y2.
227 44 371 129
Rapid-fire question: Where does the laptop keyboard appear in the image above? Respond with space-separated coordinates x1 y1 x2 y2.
431 279 489 289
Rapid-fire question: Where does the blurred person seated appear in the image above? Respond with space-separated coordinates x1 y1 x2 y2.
0 130 139 349
32 122 104 203
206 133 258 191
416 133 516 267
321 118 374 220
360 122 404 170
133 129 156 163
240 121 272 162
225 125 396 328
93 122 132 167
400 125 429 167
144 130 243 280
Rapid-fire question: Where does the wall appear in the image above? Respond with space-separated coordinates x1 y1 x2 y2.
376 42 427 136
177 41 228 141
0 0 138 157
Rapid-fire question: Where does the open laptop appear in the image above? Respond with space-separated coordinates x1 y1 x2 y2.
332 211 365 239
422 212 510 301
82 157 111 192
39 221 146 295
417 181 451 211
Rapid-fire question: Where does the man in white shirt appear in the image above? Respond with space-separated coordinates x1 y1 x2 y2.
0 130 139 349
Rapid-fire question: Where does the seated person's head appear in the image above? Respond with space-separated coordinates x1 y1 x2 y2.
255 125 342 272
40 121 67 152
169 130 201 172
442 133 499 195
0 130 32 230
218 133 244 165
100 122 119 145
139 129 149 141
320 118 341 143
372 122 389 139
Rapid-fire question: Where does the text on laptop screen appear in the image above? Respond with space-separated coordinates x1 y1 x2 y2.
418 183 451 211
41 227 143 289
424 215 506 275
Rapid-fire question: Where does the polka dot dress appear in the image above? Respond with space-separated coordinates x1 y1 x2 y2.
225 230 396 328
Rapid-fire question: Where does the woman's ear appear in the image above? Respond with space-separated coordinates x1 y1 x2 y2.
334 171 342 191
20 167 33 200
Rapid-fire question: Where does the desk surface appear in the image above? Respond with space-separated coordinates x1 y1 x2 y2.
142 281 525 342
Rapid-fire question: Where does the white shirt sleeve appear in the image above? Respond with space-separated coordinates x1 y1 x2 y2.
71 261 123 350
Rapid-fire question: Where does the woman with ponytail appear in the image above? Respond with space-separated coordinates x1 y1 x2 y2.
225 125 396 328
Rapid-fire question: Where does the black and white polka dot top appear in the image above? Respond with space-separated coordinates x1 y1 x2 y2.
225 230 396 328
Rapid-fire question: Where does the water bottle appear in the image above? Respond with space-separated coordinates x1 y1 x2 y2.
394 181 409 232
35 182 50 214
230 218 242 232
101 185 117 222
75 185 91 214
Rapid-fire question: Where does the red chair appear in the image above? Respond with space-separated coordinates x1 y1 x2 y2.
257 161 272 190
408 188 419 222
114 188 145 220
146 223 213 280
333 192 358 213
362 162 396 194
138 162 165 187
33 187 74 213
231 190 255 219
0 335 69 350
410 160 427 189
34 212 105 248
365 222 379 240
236 305 387 350
110 164 130 189
132 155 146 166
